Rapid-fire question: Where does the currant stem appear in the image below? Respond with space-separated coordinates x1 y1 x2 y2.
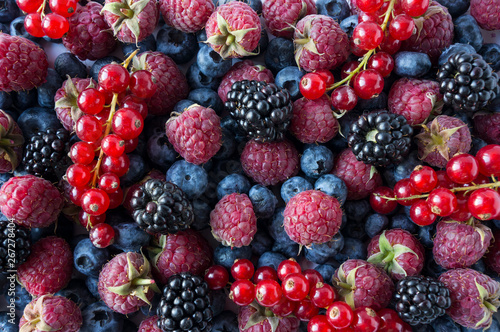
327 0 397 91
376 181 500 201
37 0 47 18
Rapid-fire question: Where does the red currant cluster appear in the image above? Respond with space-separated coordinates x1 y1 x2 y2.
205 259 411 331
299 0 429 113
371 144 500 226
16 0 78 39
66 52 156 248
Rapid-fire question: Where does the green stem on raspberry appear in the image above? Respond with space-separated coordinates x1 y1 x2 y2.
376 181 500 201
131 278 157 286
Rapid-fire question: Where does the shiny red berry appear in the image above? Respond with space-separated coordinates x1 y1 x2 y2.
112 108 144 140
129 70 157 99
426 188 458 217
356 0 384 13
476 144 500 177
331 86 358 111
41 13 69 39
302 269 324 290
468 188 500 221
410 165 438 193
446 154 479 184
49 0 78 17
394 178 420 206
231 259 255 280
326 301 354 329
449 194 472 222
401 0 430 17
81 188 110 216
270 296 297 317
308 315 335 332
89 223 115 248
107 187 123 210
353 69 384 99
204 265 229 290
410 199 437 226
229 279 255 306
66 164 91 188
78 88 105 115
378 308 407 332
98 172 121 193
70 142 95 165
101 154 130 177
282 272 310 301
253 266 279 284
78 210 105 229
101 134 125 158
24 13 44 37
315 70 335 87
16 0 44 13
370 186 398 214
294 299 319 321
367 52 394 77
75 115 103 143
300 73 326 100
255 279 283 307
121 95 148 120
310 282 336 308
352 22 384 50
277 259 301 281
98 64 130 93
389 14 415 41
352 307 381 332
436 170 455 189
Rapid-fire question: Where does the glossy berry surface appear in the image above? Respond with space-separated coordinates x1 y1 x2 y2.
129 70 157 99
300 73 326 100
476 144 500 177
308 315 335 332
98 64 130 93
101 134 125 158
326 301 353 329
310 282 336 308
254 266 279 283
294 299 319 321
78 88 105 115
89 223 115 248
41 13 69 39
389 14 415 41
410 199 437 226
367 52 394 77
352 22 384 50
277 259 301 281
24 13 44 38
230 279 255 306
331 86 358 111
426 188 458 217
204 265 229 290
111 108 144 140
255 279 283 307
49 0 78 17
81 188 110 216
352 307 381 332
394 178 420 206
370 187 398 214
468 188 500 220
410 166 438 193
446 154 479 184
231 258 255 280
16 0 44 13
353 69 384 99
282 272 310 301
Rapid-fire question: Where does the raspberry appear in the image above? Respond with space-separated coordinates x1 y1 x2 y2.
159 0 214 33
262 0 316 38
238 304 300 332
0 110 23 173
470 0 500 30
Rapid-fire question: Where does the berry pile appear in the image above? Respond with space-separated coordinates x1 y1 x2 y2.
1 0 500 331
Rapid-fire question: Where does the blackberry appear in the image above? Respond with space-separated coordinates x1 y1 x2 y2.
0 217 31 273
225 80 293 142
347 110 413 167
23 128 70 181
130 179 194 234
437 51 500 114
157 272 213 332
394 275 451 326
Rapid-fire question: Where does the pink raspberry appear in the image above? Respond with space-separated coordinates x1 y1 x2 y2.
330 149 382 200
159 0 214 33
283 190 342 247
17 236 73 296
239 304 300 331
0 175 64 228
474 113 500 145
240 139 299 186
290 95 339 143
470 0 500 30
388 78 443 125
210 193 257 248
262 0 316 39
166 104 222 165
138 315 162 332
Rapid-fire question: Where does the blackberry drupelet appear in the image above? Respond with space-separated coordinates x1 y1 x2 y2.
347 110 413 167
23 128 70 181
225 80 293 142
130 179 194 234
437 51 499 114
157 272 213 332
394 275 451 326
0 218 31 273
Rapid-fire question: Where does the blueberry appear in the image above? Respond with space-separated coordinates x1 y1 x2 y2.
74 238 111 277
55 279 96 310
111 221 151 253
265 37 296 74
147 132 178 172
197 45 232 78
0 91 12 110
301 145 334 179
4 283 31 311
122 33 157 57
85 276 99 296
10 16 39 41
0 22 10 34
217 173 251 200
394 51 432 78
166 160 208 199
316 0 350 21
80 302 124 332
344 199 372 224
314 264 337 285
54 53 88 79
433 315 461 332
173 99 196 113
186 62 222 91
120 153 150 187
248 184 278 219
214 129 236 160
220 116 247 142
90 56 122 82
470 137 489 156
356 91 388 110
435 0 470 18
364 213 389 238
210 289 227 317
335 237 367 261
13 89 38 110
305 232 345 264
211 311 239 332
156 26 198 64
382 150 421 187
390 214 418 234
339 109 362 138
216 0 262 13
17 107 62 140
438 43 476 67
188 88 223 114
479 43 500 71
268 207 301 257
340 14 358 37
213 244 252 269
257 251 288 270
453 15 483 52
196 29 207 42
327 135 349 152
251 229 274 256
37 68 64 108
0 311 18 332
188 198 209 231
0 0 18 23
281 176 313 203
275 66 305 101
418 223 436 248
314 174 348 206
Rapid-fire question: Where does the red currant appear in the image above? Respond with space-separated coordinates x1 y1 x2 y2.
389 14 415 41
300 73 326 100
66 164 91 187
101 153 130 177
94 107 111 126
254 266 279 283
123 137 139 154
436 170 455 189
326 301 354 329
255 279 282 307
76 115 103 143
315 70 335 87
302 269 324 290
410 165 438 193
308 315 335 332
401 0 430 17
204 265 229 290
270 296 297 317
112 108 144 140
98 64 130 93
41 13 69 39
294 299 319 321
24 13 44 38
468 188 500 220
129 70 157 99
49 0 78 17
394 178 420 206
426 188 458 217
81 188 110 216
378 308 407 332
78 210 105 229
410 199 437 226
367 52 394 77
89 223 115 248
78 88 105 115
352 307 381 332
229 279 255 306
282 272 310 301
449 195 472 222
101 134 125 158
16 0 44 13
353 69 384 99
331 86 358 111
231 259 255 280
277 259 301 281
378 30 402 54
69 185 90 206
446 154 479 184
370 186 398 214
476 144 500 177
352 22 384 50
107 187 123 210
310 282 336 308
70 142 95 165
356 0 384 13
98 172 121 193
341 61 360 81
122 95 149 120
